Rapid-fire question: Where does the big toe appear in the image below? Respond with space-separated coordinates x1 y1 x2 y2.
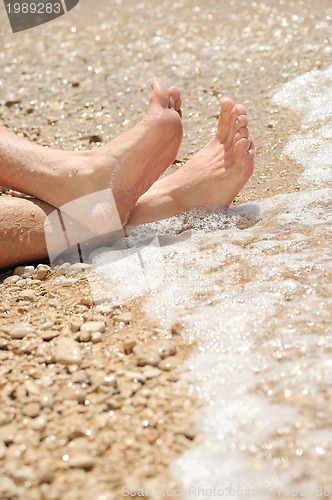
216 96 235 143
150 78 171 109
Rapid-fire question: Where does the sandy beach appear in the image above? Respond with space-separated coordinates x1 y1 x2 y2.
0 0 331 498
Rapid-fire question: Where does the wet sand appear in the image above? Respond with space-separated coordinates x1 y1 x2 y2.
0 0 331 498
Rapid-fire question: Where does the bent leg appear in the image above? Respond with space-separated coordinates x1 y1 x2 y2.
0 80 182 233
0 196 51 269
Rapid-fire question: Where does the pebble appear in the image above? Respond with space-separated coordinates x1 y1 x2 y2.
13 265 34 278
70 318 83 332
36 462 55 483
103 375 118 388
0 423 17 444
0 338 9 349
57 262 71 274
54 338 82 365
61 278 77 287
41 330 60 341
33 264 50 281
68 263 92 274
9 465 35 482
22 401 41 418
10 324 36 339
123 337 137 354
3 275 20 285
114 312 132 324
17 289 37 302
31 415 47 431
91 331 102 343
0 300 10 312
158 356 180 371
79 330 92 342
40 393 54 409
80 321 106 334
68 454 96 469
133 340 177 367
80 296 94 306
143 367 161 379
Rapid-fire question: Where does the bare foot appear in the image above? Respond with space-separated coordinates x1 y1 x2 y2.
127 97 254 225
36 79 183 234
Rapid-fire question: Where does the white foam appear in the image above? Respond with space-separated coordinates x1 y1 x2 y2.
272 65 332 186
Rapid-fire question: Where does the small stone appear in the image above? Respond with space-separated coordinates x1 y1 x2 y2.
70 318 83 333
57 262 71 274
114 312 132 324
10 465 35 482
175 425 196 440
41 330 59 341
36 462 55 483
91 331 102 343
122 370 146 384
40 321 55 331
0 301 10 312
40 393 54 409
3 275 20 285
15 279 26 287
123 337 137 354
0 423 17 444
81 321 106 334
133 340 177 367
22 401 41 418
55 338 82 365
33 264 50 281
0 338 9 349
80 296 94 307
79 330 92 342
143 367 161 379
69 454 96 469
68 263 92 274
10 324 36 339
103 375 117 388
32 415 47 431
14 265 34 278
0 412 11 426
61 278 77 287
17 289 37 301
158 356 180 371
171 321 185 334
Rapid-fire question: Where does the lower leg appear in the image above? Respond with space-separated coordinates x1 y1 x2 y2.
0 196 52 269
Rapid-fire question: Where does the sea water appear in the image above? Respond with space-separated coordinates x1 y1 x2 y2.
89 65 332 498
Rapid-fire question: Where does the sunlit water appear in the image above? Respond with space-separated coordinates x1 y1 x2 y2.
89 65 332 498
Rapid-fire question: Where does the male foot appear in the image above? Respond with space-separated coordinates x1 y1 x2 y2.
127 97 254 226
37 79 183 234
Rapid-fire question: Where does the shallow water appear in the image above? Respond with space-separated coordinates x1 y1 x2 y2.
89 65 332 497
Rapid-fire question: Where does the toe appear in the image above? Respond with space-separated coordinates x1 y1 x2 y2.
234 137 252 160
215 96 235 142
234 126 250 143
234 114 248 134
150 79 170 109
169 85 182 116
248 134 255 158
